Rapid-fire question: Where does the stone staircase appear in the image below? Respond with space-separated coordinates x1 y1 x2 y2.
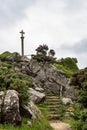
46 91 61 120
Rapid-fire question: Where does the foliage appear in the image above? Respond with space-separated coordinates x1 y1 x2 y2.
78 91 87 107
0 65 32 106
48 49 55 57
36 44 49 55
72 109 87 130
37 102 50 119
32 54 56 63
53 57 79 77
0 51 11 60
32 44 56 63
72 58 78 63
80 109 87 122
71 68 87 108
0 117 53 130
70 68 87 129
53 63 73 77
58 57 79 72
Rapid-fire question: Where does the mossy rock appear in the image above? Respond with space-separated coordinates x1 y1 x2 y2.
0 51 11 60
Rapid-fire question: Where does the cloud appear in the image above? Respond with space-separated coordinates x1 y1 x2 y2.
0 0 35 28
60 38 87 54
0 0 87 68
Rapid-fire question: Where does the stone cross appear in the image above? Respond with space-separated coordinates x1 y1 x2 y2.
20 30 25 56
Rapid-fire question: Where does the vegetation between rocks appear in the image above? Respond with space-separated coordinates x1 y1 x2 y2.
0 117 53 130
53 57 79 77
0 64 32 106
0 46 86 130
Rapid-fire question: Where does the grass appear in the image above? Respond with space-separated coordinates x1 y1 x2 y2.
53 57 79 77
61 57 79 72
37 101 50 119
0 51 11 59
53 63 73 77
0 117 53 130
62 103 84 130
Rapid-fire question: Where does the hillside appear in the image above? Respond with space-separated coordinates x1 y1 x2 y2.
0 51 86 130
54 57 79 77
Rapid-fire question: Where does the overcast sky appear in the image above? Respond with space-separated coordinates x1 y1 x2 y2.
0 0 87 68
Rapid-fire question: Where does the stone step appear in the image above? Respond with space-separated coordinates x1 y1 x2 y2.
49 114 60 120
49 111 58 114
46 93 55 96
47 102 60 105
45 91 61 121
46 99 60 102
47 97 59 100
47 105 58 110
47 107 59 111
46 95 59 98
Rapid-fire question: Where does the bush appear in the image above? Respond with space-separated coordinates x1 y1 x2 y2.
82 124 87 130
78 91 87 107
80 109 87 122
0 51 11 60
32 54 56 63
57 57 79 72
0 65 32 106
53 63 73 77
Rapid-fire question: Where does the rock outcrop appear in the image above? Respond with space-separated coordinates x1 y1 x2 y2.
61 98 73 105
0 90 21 125
29 88 45 103
0 52 76 126
21 101 42 119
0 89 43 125
0 91 5 122
29 59 74 98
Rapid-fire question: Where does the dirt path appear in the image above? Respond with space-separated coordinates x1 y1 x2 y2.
50 121 72 130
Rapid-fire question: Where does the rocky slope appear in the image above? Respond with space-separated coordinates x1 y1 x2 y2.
0 52 77 126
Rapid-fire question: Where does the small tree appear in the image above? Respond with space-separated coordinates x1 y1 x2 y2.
48 49 55 57
36 44 48 55
72 58 78 63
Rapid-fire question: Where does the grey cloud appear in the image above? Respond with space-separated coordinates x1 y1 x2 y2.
61 39 87 54
0 0 35 27
65 0 85 11
63 0 87 17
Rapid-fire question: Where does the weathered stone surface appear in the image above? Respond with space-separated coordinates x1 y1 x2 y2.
21 56 30 62
0 91 4 111
61 98 73 105
2 90 21 125
22 101 42 119
27 120 32 126
29 88 45 103
65 85 76 100
0 91 5 122
14 66 21 72
35 87 44 92
29 59 72 96
44 81 60 94
6 52 21 62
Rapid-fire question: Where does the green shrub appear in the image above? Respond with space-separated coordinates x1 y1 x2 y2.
61 57 79 71
0 51 11 60
78 91 87 107
0 65 32 106
53 63 73 77
82 124 87 130
0 117 53 130
80 109 87 122
32 54 56 63
53 57 79 77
